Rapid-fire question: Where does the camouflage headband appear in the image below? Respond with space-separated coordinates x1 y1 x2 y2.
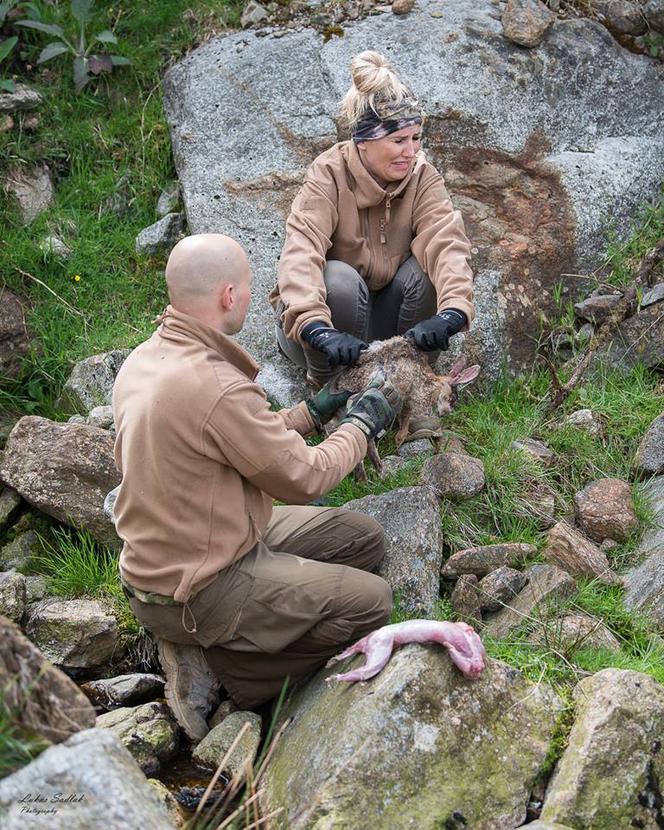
352 97 425 142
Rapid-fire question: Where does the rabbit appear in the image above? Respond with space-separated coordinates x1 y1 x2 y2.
331 336 480 475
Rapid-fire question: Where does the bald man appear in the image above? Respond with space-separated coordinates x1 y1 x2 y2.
112 234 400 741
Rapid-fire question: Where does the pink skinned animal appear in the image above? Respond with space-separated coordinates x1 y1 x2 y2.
326 619 486 683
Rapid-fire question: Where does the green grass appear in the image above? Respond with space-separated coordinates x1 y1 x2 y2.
0 680 48 778
0 0 243 417
35 526 140 636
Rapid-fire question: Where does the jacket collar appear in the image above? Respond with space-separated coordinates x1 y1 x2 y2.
158 305 259 380
344 140 424 209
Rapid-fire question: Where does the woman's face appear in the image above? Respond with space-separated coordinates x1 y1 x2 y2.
357 124 422 186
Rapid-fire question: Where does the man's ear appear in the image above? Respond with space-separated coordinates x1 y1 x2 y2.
219 282 234 312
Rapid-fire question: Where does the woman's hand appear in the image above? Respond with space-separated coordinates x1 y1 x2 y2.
301 321 368 368
405 309 467 352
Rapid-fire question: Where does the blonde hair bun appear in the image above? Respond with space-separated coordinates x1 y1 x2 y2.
340 50 411 130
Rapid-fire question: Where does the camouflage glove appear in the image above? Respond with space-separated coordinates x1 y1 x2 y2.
339 372 402 440
405 309 467 352
301 321 368 368
306 383 352 432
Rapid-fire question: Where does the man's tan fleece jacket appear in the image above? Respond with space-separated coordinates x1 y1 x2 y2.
112 307 367 603
270 140 474 342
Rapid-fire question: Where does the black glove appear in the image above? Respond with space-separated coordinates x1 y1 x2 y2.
339 372 402 440
301 321 368 369
405 309 467 352
306 383 352 432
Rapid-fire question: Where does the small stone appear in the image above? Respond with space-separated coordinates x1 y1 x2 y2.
565 409 603 436
477 566 527 612
419 452 485 500
573 293 623 324
209 698 239 730
241 0 269 27
39 234 72 258
26 598 120 669
441 543 537 578
87 405 115 430
633 412 664 476
0 486 22 532
392 0 415 14
544 521 620 584
4 164 54 224
378 454 408 478
156 182 181 217
595 0 648 35
0 114 13 132
641 283 664 307
0 571 27 623
97 701 179 776
511 438 555 467
135 212 186 256
0 83 43 113
645 0 664 33
574 478 638 543
0 289 29 380
24 574 49 603
529 613 620 653
82 674 165 709
397 438 433 459
436 431 467 455
450 574 482 625
193 710 262 779
0 530 40 571
483 564 576 640
502 0 555 48
576 322 594 345
600 538 619 553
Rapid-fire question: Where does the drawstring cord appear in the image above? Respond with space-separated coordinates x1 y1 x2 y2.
181 601 198 634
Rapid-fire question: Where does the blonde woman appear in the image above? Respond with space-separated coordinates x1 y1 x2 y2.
270 50 475 393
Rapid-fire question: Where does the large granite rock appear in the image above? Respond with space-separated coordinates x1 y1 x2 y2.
262 649 564 829
541 669 664 829
0 416 120 546
58 348 131 413
343 486 442 613
163 0 664 390
0 615 95 745
623 475 664 630
0 728 175 829
0 290 29 379
26 599 120 670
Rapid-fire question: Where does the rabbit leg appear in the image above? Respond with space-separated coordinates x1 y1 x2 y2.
394 416 411 448
353 460 367 482
366 438 382 474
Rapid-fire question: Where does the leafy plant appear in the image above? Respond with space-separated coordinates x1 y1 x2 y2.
0 0 43 91
0 679 47 777
16 0 130 93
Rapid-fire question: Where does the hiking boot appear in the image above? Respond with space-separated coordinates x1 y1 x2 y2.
157 639 220 742
404 415 444 442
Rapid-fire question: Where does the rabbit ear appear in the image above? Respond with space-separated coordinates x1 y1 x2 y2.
451 365 480 386
448 355 468 377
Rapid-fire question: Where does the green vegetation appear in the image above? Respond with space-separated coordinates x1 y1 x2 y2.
0 0 243 417
0 680 47 777
36 527 139 635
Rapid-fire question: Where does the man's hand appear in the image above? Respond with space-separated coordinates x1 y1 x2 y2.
301 321 368 368
405 309 467 352
306 383 352 432
339 372 402 440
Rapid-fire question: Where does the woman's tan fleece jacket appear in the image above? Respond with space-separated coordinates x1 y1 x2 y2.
112 307 367 603
270 140 475 343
